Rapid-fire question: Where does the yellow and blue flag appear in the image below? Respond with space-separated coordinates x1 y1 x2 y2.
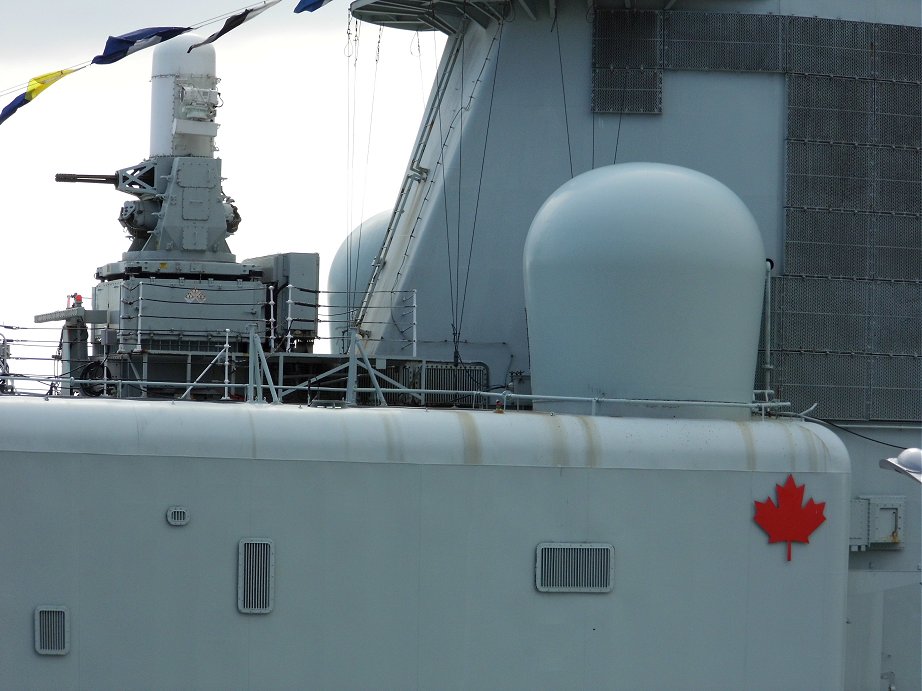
0 68 77 127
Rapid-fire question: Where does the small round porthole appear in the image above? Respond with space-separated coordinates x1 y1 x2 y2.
166 506 190 526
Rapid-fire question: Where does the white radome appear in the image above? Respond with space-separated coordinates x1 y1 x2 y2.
149 33 218 158
524 162 766 417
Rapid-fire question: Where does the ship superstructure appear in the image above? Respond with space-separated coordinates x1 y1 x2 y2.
345 0 922 685
0 1 919 689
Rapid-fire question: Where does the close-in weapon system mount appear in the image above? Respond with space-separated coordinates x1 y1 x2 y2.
34 35 321 400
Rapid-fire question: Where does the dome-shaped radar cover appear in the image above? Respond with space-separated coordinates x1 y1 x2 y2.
524 163 766 416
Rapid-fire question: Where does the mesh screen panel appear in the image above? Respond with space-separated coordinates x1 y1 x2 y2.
592 10 660 69
592 10 661 113
663 11 784 72
870 357 922 420
789 17 875 79
591 69 661 113
592 10 921 420
775 352 868 420
875 24 922 83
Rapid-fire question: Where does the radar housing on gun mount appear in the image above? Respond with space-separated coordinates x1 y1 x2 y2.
40 33 320 399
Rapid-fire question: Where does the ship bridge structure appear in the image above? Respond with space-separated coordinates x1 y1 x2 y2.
343 0 921 687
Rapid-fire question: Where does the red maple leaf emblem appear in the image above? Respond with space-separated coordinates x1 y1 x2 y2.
754 474 826 561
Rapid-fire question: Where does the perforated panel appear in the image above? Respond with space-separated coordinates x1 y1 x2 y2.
877 148 922 215
872 283 922 356
591 10 921 420
789 17 875 79
878 81 922 148
591 69 661 114
775 276 922 357
787 75 874 143
592 10 661 114
775 352 868 420
874 214 922 281
592 10 659 69
778 277 868 353
663 12 784 72
869 357 922 420
875 24 922 83
786 142 875 211
779 18 919 420
783 210 870 278
600 12 920 81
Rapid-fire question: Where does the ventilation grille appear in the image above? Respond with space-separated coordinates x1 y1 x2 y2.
238 539 274 613
34 606 68 655
536 543 613 593
394 362 489 406
166 506 189 526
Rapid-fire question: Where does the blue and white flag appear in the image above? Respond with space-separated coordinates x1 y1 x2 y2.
92 26 191 65
188 0 282 52
294 0 333 13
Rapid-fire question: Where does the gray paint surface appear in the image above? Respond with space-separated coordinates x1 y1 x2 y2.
2 0 919 687
0 397 851 689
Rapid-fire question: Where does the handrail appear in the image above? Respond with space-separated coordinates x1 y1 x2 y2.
180 331 231 400
355 32 465 329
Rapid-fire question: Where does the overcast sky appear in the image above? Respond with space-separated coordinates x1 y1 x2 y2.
0 0 444 368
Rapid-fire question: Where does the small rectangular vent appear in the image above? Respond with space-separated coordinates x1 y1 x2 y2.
34 606 69 655
238 539 274 613
536 543 614 593
166 506 189 526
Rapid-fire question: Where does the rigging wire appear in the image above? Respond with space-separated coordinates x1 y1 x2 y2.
436 56 458 362
412 31 425 99
381 25 500 361
801 416 910 450
439 137 458 355
590 4 596 170
456 21 504 343
0 63 89 99
447 20 509 366
552 7 573 179
453 14 467 365
612 11 633 165
344 17 362 332
0 1 280 99
381 31 451 301
591 102 596 168
349 26 385 336
191 2 270 30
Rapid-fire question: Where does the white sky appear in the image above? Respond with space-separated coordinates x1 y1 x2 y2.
0 0 444 367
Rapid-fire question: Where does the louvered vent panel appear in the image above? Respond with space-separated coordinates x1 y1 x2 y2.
394 362 489 406
536 543 613 593
34 606 68 655
166 506 189 526
238 539 274 614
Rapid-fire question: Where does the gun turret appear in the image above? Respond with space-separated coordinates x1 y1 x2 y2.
55 173 118 185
